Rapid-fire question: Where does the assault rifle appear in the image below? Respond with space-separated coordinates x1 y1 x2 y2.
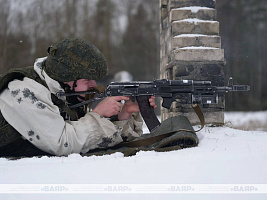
57 77 250 131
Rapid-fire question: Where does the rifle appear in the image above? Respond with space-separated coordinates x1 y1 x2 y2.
57 77 250 131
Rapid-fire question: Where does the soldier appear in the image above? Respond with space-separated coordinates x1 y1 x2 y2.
0 38 156 157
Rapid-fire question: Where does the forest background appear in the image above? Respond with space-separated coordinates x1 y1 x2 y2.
0 0 266 111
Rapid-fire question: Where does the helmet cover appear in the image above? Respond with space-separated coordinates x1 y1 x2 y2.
44 38 107 82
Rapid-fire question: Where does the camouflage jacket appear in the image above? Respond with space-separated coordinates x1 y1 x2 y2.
0 57 143 156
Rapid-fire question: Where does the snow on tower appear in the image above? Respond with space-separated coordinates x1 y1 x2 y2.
160 0 225 125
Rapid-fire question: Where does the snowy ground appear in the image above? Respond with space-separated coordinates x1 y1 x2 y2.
0 111 267 200
225 111 267 131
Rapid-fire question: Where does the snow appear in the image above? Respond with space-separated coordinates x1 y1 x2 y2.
174 34 218 38
225 111 267 131
173 18 217 25
173 6 214 13
174 34 219 38
1 112 267 200
179 46 219 50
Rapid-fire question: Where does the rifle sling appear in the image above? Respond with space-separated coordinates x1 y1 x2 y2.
191 104 205 132
115 104 205 148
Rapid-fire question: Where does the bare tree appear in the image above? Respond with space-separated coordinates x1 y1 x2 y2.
217 0 267 110
119 0 159 80
0 0 10 74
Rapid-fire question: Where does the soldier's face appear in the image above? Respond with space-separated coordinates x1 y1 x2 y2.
65 79 97 92
65 79 97 102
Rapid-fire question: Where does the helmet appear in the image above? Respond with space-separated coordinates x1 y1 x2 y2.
44 38 107 82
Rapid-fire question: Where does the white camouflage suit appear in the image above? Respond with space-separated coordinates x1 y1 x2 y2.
0 57 143 156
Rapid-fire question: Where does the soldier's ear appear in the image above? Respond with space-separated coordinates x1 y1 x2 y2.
47 46 57 56
47 46 52 54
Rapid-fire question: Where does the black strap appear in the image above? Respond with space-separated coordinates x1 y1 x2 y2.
35 77 79 121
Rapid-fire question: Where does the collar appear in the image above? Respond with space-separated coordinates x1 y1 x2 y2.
34 57 66 101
